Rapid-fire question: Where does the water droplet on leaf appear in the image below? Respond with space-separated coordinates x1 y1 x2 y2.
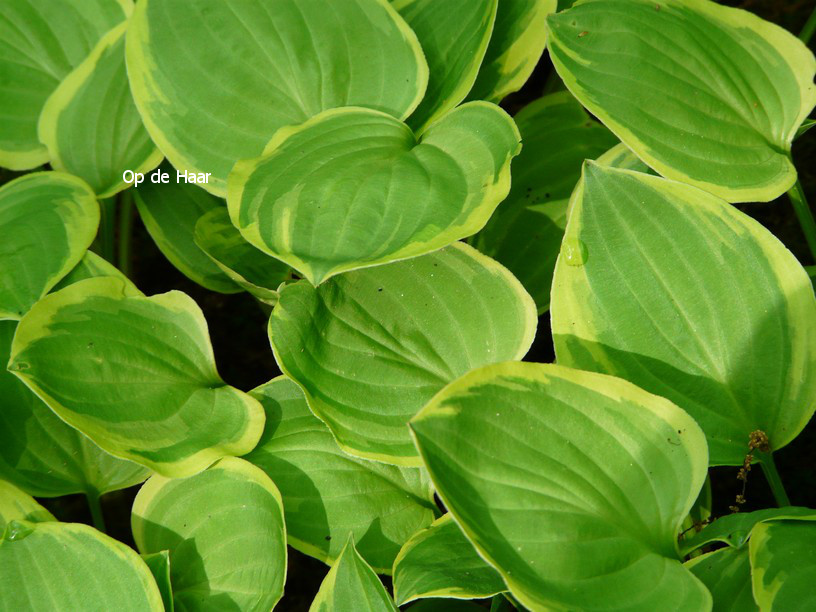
562 238 588 267
4 520 34 542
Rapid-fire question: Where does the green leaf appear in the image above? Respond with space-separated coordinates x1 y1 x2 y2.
393 514 506 605
407 600 487 612
310 536 398 612
467 0 557 102
551 164 816 466
0 481 56 530
0 0 130 170
194 208 290 306
8 277 265 477
686 547 756 612
245 377 436 573
475 92 617 311
0 172 99 320
141 551 174 612
269 243 536 465
0 520 163 611
132 457 287 611
126 0 428 196
750 521 816 611
0 319 149 497
228 103 520 285
410 362 711 611
798 118 816 139
546 0 816 202
393 0 497 133
133 167 241 294
53 250 138 294
680 507 816 556
37 23 162 198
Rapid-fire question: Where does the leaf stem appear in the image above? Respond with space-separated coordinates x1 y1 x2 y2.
787 180 816 264
95 197 117 264
760 453 791 508
86 490 106 533
117 190 133 277
800 4 816 44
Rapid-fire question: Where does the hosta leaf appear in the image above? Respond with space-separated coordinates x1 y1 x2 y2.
53 250 137 293
0 172 99 320
245 377 436 573
466 0 557 102
0 319 149 497
38 23 162 198
686 547 756 612
310 536 398 612
269 243 536 465
680 507 816 556
8 277 265 477
393 0 497 133
133 168 240 293
551 165 816 465
127 0 428 195
393 514 505 605
407 601 486 612
194 208 290 306
0 481 55 530
0 0 130 170
475 92 617 311
750 521 816 611
229 103 520 285
546 0 816 202
141 551 174 612
410 362 710 611
132 457 287 612
0 520 163 611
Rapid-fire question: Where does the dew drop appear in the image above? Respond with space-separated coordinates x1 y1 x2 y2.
561 238 588 267
5 520 33 542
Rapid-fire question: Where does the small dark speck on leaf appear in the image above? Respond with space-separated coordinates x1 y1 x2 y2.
325 535 331 541
668 438 681 446
377 287 383 292
87 342 94 349
578 31 588 37
545 193 551 198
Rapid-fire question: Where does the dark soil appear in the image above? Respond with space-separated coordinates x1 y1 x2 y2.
12 1 816 609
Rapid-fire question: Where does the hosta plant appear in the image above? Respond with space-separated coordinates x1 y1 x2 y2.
1 0 816 610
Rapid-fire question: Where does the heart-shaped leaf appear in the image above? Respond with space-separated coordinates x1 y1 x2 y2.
466 0 557 102
228 103 520 285
0 481 55 530
133 167 241 293
410 362 710 611
552 164 816 465
686 547 756 612
546 0 816 202
0 319 149 497
8 277 265 477
750 521 816 611
0 520 163 611
245 377 436 573
681 507 816 556
269 243 536 464
194 208 291 306
38 23 162 198
393 514 505 605
126 0 428 195
393 0 497 133
0 172 99 320
475 92 617 311
310 536 398 612
0 0 129 169
132 457 287 612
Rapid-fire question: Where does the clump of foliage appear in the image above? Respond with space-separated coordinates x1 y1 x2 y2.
2 0 816 610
